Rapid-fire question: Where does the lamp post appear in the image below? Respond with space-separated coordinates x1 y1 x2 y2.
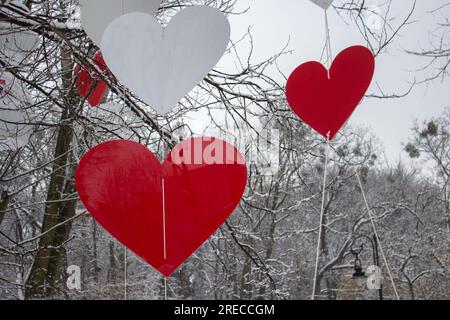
350 235 383 300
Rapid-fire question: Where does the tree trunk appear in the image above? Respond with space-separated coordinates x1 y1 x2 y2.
107 241 118 283
91 220 100 282
240 255 252 299
0 190 9 227
24 45 79 299
176 266 193 299
24 161 76 298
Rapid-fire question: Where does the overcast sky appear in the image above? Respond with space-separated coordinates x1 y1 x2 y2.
216 0 450 162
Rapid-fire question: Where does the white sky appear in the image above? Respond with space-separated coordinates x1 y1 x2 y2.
216 0 450 162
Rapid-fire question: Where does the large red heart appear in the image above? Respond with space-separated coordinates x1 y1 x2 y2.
285 46 375 140
74 51 110 107
75 138 247 277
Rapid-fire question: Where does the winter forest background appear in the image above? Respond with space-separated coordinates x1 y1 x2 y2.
0 0 449 300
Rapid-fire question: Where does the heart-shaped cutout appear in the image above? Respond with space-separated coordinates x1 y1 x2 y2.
309 0 334 10
0 21 39 66
79 0 161 46
74 51 110 107
75 138 247 277
0 72 34 151
100 6 230 114
285 46 375 140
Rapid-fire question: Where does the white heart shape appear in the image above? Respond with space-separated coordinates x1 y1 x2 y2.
0 22 39 65
101 6 230 114
309 0 334 10
0 72 33 151
80 0 161 46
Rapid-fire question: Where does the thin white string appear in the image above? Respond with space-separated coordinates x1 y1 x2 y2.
162 176 168 300
160 2 169 300
355 168 400 300
121 0 127 298
124 246 127 300
311 134 331 300
162 177 167 260
311 9 333 300
324 10 333 70
164 277 167 300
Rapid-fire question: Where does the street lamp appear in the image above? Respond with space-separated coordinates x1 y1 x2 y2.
350 235 383 300
351 244 366 278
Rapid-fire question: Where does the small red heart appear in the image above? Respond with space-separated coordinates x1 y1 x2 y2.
286 46 375 140
75 138 247 277
0 78 6 95
74 51 110 107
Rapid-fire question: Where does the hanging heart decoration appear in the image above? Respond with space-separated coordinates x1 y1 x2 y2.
100 6 230 114
0 72 34 151
74 51 110 107
309 0 334 10
285 46 375 140
75 138 247 277
79 0 161 46
0 21 38 66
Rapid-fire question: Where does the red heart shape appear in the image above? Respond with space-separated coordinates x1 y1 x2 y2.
74 51 110 107
75 138 247 277
285 46 375 140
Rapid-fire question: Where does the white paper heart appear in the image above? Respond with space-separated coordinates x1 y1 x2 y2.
0 72 34 151
101 6 230 114
0 22 39 65
80 0 161 46
309 0 334 10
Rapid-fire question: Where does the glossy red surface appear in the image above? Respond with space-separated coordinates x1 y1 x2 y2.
285 46 375 140
75 138 247 277
74 51 109 107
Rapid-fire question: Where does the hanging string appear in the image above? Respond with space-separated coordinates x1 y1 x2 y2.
124 246 127 300
121 0 127 294
164 277 168 300
311 133 331 300
162 178 168 301
162 149 168 300
162 178 167 260
311 8 334 301
160 0 169 302
121 0 128 294
324 10 333 70
355 168 400 300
